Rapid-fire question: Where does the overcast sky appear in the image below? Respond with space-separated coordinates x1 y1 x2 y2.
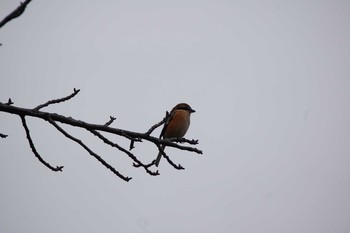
1 1 350 232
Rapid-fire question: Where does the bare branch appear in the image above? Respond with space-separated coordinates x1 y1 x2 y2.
20 116 64 172
1 101 202 154
48 118 131 182
0 0 32 29
34 88 80 111
0 90 202 181
1 103 202 155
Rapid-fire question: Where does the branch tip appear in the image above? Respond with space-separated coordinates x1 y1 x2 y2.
161 150 186 170
0 0 32 29
126 177 132 182
20 116 64 172
7 98 14 105
34 89 80 111
104 116 116 126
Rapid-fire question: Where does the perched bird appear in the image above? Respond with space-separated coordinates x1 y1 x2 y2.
155 103 195 167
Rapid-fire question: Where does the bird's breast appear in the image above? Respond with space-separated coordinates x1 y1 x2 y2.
164 110 190 138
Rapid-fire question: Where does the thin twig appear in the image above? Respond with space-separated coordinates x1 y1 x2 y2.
129 140 135 150
88 129 159 176
34 88 80 111
164 154 184 170
20 116 64 172
133 160 155 169
145 111 170 136
168 138 199 145
0 0 32 29
157 144 184 170
104 116 116 126
48 118 131 182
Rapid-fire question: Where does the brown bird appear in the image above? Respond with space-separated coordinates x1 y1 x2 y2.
155 103 195 167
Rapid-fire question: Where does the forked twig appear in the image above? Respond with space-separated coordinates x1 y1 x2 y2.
88 130 159 176
104 116 116 126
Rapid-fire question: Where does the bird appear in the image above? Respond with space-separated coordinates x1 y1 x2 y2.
155 103 195 167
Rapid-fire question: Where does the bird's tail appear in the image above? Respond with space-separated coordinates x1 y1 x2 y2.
155 145 166 167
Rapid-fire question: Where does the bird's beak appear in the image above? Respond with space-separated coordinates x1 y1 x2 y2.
191 109 196 113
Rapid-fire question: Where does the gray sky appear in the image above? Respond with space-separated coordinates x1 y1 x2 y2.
1 1 350 232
